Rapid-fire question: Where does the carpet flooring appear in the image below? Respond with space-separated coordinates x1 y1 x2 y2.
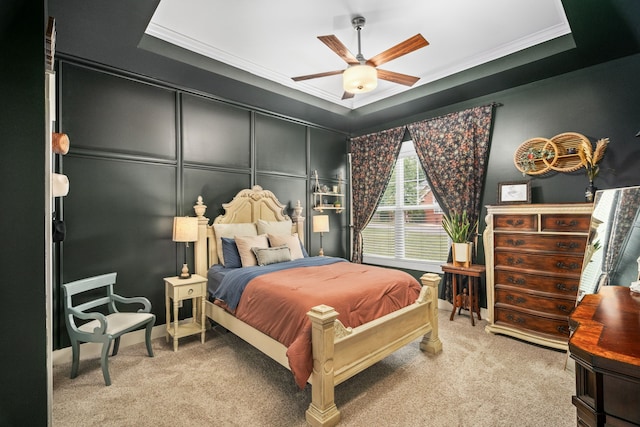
52 309 576 426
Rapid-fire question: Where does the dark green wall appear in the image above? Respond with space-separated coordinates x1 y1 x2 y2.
356 53 640 307
0 1 49 425
56 52 640 349
55 60 348 349
361 53 640 236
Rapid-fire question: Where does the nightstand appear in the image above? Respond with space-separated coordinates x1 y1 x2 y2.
164 274 207 351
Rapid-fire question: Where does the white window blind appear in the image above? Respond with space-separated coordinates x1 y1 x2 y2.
362 141 450 272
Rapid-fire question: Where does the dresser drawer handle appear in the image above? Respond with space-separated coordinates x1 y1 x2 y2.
506 219 524 227
506 239 525 247
556 241 579 250
555 220 578 227
188 288 194 295
507 276 525 285
556 261 580 271
557 304 572 314
506 313 526 324
507 257 524 266
557 325 570 335
506 295 526 304
556 283 578 292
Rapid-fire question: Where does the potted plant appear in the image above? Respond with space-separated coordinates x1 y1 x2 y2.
442 210 478 267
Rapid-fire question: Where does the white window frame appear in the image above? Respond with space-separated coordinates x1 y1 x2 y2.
362 141 448 274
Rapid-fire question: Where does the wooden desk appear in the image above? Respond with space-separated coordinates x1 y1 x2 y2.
441 263 485 326
569 286 640 427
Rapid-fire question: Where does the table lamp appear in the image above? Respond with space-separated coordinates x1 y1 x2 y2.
173 216 198 279
312 215 330 256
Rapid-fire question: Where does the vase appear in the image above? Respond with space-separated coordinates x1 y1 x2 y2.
585 181 597 202
452 242 472 267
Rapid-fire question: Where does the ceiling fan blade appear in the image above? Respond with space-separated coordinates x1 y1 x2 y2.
318 35 359 65
291 70 344 82
341 91 355 100
366 34 429 67
377 69 421 87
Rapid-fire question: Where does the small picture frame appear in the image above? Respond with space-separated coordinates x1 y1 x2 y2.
497 181 531 204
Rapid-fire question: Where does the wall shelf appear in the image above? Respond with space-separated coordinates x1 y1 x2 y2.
312 169 344 213
313 192 344 213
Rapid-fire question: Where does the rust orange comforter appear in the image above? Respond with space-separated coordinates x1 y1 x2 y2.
229 261 422 388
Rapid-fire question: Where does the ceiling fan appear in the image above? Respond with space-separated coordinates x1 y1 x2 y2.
292 16 429 100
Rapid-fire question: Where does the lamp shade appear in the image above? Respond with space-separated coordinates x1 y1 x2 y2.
313 215 330 233
172 217 198 242
343 64 377 94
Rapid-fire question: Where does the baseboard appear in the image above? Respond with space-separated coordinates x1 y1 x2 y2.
52 324 167 367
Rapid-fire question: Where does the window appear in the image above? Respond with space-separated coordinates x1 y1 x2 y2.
362 140 449 272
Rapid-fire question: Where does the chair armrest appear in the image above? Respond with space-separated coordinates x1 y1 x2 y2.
112 294 152 313
68 307 108 335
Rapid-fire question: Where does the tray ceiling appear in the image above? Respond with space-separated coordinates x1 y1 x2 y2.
145 0 572 111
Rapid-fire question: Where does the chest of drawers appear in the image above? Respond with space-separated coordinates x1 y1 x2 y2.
483 203 592 350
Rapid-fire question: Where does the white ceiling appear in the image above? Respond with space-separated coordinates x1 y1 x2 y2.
145 0 571 110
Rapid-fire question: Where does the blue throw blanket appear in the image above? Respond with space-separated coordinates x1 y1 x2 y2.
212 256 346 311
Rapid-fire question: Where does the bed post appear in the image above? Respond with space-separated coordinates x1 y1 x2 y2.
193 196 209 278
419 273 443 354
292 200 305 244
306 305 341 427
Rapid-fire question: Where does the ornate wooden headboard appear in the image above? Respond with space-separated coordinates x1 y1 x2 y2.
192 185 304 277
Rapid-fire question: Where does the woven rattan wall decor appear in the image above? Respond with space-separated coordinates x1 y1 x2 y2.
514 132 589 176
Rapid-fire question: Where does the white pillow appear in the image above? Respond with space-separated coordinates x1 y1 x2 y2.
213 223 257 265
268 233 304 260
234 234 269 267
256 219 292 236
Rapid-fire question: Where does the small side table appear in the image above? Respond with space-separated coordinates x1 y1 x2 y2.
164 274 207 351
441 263 485 326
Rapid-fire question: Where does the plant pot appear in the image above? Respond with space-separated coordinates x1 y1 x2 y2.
452 242 472 267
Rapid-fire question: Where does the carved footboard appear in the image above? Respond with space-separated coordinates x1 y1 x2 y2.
305 273 442 427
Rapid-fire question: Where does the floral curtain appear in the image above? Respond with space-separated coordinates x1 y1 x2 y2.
407 105 495 301
350 126 406 263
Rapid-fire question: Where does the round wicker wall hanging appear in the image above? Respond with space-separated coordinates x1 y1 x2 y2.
514 132 589 176
548 132 589 172
513 137 558 175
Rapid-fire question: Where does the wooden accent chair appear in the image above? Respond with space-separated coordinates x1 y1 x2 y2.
62 272 155 385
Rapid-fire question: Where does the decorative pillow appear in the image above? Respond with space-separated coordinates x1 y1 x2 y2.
234 234 269 267
221 237 242 268
256 219 292 236
213 223 257 264
252 245 292 266
268 233 305 260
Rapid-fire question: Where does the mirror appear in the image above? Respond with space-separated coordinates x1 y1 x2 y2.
578 185 640 298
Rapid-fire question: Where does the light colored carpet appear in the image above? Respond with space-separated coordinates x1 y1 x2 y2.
52 310 576 426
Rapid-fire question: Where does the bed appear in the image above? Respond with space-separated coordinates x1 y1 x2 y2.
192 186 442 426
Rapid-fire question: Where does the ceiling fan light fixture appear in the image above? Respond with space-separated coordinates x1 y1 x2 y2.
343 64 377 94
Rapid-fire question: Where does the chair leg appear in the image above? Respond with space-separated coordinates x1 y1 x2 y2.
145 322 154 357
112 337 120 356
70 339 80 379
101 340 112 386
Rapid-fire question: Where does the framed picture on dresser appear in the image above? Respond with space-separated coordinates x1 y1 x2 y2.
497 180 531 204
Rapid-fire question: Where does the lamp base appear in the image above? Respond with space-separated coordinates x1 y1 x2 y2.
179 263 191 279
318 248 324 256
